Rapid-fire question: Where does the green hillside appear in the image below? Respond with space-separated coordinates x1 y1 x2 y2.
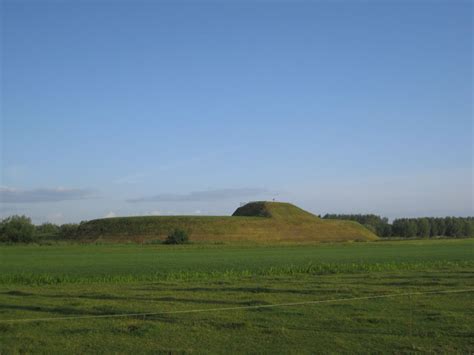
233 201 320 221
75 201 377 243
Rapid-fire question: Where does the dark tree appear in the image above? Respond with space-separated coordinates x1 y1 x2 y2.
36 223 60 238
416 218 430 238
0 215 36 243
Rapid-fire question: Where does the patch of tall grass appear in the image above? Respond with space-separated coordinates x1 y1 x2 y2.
1 260 472 286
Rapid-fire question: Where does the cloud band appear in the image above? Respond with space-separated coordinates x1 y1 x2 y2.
0 187 95 203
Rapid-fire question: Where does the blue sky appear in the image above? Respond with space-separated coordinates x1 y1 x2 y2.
1 0 472 223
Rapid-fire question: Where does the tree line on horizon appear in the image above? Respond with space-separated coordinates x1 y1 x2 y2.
0 215 80 243
322 214 474 238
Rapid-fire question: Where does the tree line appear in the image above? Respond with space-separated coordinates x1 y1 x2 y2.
0 215 192 245
0 215 80 243
322 214 474 238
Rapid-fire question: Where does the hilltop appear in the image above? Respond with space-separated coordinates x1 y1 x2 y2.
75 201 377 243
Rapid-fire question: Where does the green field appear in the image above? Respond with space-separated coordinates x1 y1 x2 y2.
0 239 473 353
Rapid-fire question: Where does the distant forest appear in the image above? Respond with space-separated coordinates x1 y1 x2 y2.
322 214 474 238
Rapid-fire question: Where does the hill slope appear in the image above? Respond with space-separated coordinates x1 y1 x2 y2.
75 202 377 243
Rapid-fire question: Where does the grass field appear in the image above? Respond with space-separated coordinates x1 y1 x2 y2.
0 239 473 353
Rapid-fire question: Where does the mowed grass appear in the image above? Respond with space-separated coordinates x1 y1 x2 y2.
0 239 473 353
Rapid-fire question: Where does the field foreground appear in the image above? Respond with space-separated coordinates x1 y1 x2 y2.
0 239 473 353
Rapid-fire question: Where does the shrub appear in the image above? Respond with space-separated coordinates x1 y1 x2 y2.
36 223 60 239
59 223 80 239
0 215 36 243
164 228 189 244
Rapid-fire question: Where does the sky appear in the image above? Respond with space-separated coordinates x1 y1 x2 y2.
1 0 472 224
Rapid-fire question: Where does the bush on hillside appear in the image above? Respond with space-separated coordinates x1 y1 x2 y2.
0 215 36 243
164 229 189 244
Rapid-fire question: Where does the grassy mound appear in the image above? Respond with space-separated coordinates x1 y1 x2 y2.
75 202 377 243
233 201 320 221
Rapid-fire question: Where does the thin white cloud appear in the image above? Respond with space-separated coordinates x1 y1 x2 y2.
0 186 96 203
127 188 270 203
104 211 116 218
113 173 147 184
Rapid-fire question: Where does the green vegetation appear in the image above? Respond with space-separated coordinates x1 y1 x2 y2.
0 239 472 353
323 214 474 238
71 202 377 243
58 223 80 239
391 217 474 238
3 203 472 244
164 228 190 244
1 205 472 352
0 202 377 244
35 222 60 239
0 239 472 284
0 217 82 243
0 215 36 243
